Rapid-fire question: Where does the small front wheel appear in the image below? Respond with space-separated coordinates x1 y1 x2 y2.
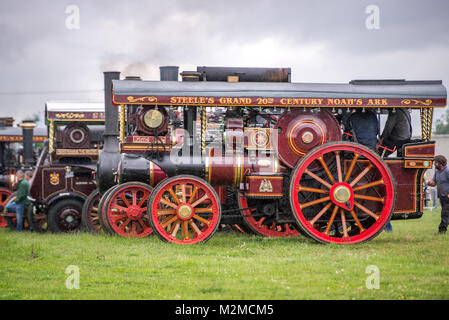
47 198 83 233
148 175 221 244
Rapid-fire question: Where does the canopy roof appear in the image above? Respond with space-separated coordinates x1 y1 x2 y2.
0 126 47 142
112 79 447 109
45 101 105 124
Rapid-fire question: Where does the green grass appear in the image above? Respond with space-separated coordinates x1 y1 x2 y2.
0 209 448 300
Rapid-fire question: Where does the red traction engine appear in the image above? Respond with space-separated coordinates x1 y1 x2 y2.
96 67 447 244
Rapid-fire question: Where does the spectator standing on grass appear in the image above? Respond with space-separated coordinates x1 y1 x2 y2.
5 170 30 231
426 155 449 234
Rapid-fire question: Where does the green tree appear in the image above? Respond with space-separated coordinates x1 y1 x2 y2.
434 108 449 134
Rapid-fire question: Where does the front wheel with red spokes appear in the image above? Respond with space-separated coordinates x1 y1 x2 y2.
148 175 221 244
102 182 153 238
290 142 395 244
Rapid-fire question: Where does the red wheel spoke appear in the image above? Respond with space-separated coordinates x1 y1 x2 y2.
160 198 178 210
161 215 178 229
119 194 130 207
189 220 202 235
111 204 128 212
131 221 137 236
157 209 176 216
191 194 209 208
309 201 333 226
257 217 266 226
181 184 187 203
324 205 339 235
194 207 213 214
137 218 148 229
305 169 332 189
132 190 137 206
318 156 336 184
344 153 360 182
188 186 199 204
353 194 384 203
340 209 349 238
352 179 384 192
300 196 331 209
335 151 342 182
349 163 373 187
110 214 127 224
137 192 150 207
298 185 329 194
171 220 181 237
183 221 190 240
192 214 210 225
349 210 365 232
119 218 131 230
168 188 181 205
353 201 379 220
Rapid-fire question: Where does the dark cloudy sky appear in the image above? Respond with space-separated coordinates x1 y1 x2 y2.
0 0 448 127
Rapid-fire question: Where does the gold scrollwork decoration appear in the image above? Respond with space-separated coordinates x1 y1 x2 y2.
55 113 85 119
127 96 158 103
401 99 433 106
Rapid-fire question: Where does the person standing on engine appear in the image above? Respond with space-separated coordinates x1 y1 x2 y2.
342 109 379 151
378 108 412 157
426 155 449 234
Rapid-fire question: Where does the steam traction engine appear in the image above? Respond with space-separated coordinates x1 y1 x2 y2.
24 101 105 233
0 119 46 228
96 67 446 244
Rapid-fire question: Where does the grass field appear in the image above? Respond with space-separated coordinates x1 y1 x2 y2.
0 208 448 300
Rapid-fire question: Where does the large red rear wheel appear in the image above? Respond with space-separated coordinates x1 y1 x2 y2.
290 142 395 244
237 192 300 237
148 175 221 244
102 182 153 238
0 188 12 227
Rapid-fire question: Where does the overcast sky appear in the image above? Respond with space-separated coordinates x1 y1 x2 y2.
0 0 448 129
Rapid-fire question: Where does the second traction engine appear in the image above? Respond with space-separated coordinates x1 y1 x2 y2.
96 67 342 243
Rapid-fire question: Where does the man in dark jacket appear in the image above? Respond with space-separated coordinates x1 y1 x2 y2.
5 170 30 231
426 155 449 234
342 109 379 150
379 108 412 156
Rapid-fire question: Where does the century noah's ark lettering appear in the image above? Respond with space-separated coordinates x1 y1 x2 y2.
114 95 445 108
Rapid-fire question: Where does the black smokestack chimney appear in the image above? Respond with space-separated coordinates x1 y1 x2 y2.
160 66 179 81
103 71 121 140
97 71 121 193
20 120 36 167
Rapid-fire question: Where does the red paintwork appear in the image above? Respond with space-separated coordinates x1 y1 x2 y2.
290 143 395 244
104 183 153 238
274 109 341 169
149 176 221 244
403 143 435 158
